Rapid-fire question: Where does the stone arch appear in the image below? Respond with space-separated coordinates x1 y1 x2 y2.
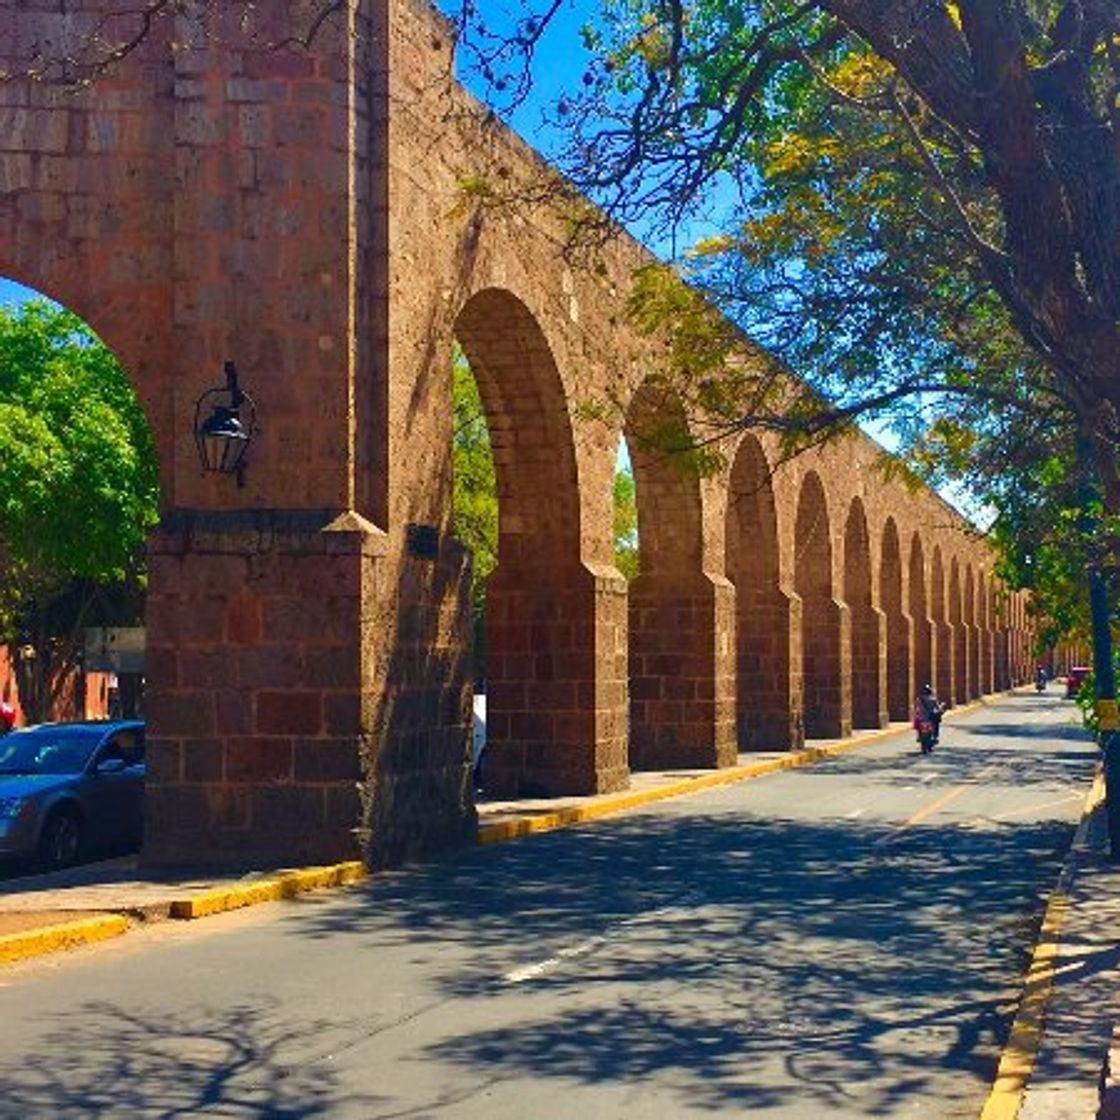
727 434 801 749
456 289 581 567
455 288 625 796
909 535 933 698
931 547 953 703
0 270 172 495
0 280 159 728
844 498 885 728
795 472 849 738
881 518 912 721
626 380 734 769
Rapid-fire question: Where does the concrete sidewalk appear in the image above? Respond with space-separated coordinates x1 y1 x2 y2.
1013 774 1120 1120
0 701 1113 1118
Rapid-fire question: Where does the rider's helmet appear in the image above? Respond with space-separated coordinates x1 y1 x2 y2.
920 683 933 696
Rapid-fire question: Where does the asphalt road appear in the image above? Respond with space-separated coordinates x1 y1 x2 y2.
0 691 1097 1119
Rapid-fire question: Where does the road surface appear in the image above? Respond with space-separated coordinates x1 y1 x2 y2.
0 691 1096 1118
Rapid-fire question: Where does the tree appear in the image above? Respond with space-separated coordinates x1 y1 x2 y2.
457 1 1119 503
613 461 640 580
452 350 498 678
0 301 159 722
914 381 1105 652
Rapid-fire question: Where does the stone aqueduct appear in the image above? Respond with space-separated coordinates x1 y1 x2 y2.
0 0 1036 868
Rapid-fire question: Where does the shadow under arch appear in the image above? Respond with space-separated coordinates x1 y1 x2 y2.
795 471 849 738
625 379 735 769
844 497 886 729
454 287 628 798
726 435 801 750
880 517 912 721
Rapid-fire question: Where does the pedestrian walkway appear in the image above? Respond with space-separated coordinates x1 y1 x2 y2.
0 694 1114 1119
1015 776 1120 1120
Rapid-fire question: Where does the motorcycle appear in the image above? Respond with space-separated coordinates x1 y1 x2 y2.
914 716 938 754
1035 672 1047 693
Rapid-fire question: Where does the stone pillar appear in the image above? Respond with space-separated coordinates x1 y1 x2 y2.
738 588 804 751
978 625 993 694
368 528 479 866
954 622 970 702
913 614 935 702
887 611 914 721
804 599 852 740
144 510 477 869
995 628 1011 690
484 563 629 797
630 571 737 770
936 620 956 705
851 603 888 728
966 620 980 698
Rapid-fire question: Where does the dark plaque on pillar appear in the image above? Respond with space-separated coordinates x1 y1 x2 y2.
406 523 440 560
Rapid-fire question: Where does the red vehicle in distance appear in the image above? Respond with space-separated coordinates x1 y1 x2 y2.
1066 666 1091 699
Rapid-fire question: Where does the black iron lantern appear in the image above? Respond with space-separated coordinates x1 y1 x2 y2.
194 360 256 486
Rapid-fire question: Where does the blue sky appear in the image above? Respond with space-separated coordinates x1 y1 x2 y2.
0 278 38 307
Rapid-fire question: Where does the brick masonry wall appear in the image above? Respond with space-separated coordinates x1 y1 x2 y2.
0 0 1040 867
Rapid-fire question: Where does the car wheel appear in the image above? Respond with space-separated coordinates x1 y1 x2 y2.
38 808 83 870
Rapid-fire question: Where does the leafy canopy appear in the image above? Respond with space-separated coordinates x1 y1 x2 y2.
0 300 159 642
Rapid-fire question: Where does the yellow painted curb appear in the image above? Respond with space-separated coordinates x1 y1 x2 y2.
478 730 890 845
0 914 130 967
980 768 1106 1119
168 860 367 920
980 891 1068 1120
476 693 1004 846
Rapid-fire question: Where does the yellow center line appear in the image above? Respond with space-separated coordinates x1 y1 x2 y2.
873 762 1000 848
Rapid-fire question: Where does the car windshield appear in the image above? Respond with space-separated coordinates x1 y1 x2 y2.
0 727 103 775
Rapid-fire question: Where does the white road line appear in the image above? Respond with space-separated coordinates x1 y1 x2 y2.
504 934 611 983
503 898 700 985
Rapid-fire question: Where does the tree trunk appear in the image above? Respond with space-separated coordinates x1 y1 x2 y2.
1078 429 1120 859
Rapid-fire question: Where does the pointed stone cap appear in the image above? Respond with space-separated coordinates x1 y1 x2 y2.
322 509 382 535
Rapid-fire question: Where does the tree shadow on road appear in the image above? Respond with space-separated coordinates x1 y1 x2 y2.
0 997 385 1118
276 800 1077 1115
0 710 1097 1117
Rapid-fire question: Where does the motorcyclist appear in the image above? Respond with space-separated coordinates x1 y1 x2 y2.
1035 666 1047 692
913 683 945 744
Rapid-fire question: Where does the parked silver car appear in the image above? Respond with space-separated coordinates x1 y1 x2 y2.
0 720 145 869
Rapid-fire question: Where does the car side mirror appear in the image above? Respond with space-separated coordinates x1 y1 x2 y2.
96 756 129 774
